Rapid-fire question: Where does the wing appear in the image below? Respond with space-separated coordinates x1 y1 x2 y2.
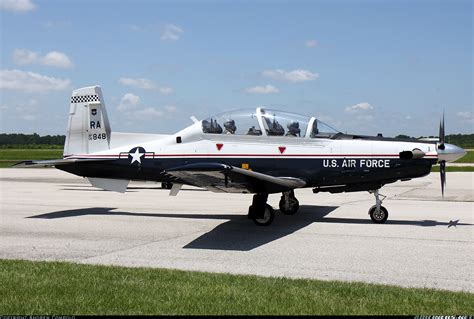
165 163 306 193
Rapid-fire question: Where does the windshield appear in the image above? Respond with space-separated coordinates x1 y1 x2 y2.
310 119 340 138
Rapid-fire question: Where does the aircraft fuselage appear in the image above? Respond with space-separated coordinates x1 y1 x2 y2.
58 135 438 193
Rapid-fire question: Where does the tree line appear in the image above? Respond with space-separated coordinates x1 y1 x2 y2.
0 133 65 149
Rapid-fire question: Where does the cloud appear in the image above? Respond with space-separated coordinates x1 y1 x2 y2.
457 111 474 123
345 102 374 113
41 51 74 68
160 23 184 41
133 107 164 118
12 49 37 65
119 77 155 90
13 49 73 68
165 105 177 112
158 87 173 95
119 77 173 94
0 0 36 12
245 84 279 94
262 69 319 82
118 93 140 111
305 39 318 48
0 69 71 93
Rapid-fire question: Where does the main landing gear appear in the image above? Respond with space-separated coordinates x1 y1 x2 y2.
279 190 299 215
248 190 301 226
248 193 274 226
368 189 388 223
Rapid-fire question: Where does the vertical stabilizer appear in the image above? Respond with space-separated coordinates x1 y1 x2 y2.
64 86 111 156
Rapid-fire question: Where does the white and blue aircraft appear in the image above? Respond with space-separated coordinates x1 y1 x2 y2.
19 86 467 226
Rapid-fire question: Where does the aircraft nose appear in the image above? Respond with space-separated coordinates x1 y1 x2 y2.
437 143 467 162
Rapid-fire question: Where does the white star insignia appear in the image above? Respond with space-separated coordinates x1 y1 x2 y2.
130 148 144 164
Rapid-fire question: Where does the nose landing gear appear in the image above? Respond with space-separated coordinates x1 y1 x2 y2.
368 189 388 223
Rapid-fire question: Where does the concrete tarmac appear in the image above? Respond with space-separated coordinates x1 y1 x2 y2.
1 168 472 292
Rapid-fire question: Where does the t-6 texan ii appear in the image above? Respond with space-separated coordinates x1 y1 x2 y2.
18 86 466 226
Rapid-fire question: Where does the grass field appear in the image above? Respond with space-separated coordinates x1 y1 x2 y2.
0 259 472 315
454 150 474 163
0 149 62 168
0 149 63 160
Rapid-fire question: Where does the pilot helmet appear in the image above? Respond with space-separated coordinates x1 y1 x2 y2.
287 121 301 136
224 119 236 133
287 121 299 129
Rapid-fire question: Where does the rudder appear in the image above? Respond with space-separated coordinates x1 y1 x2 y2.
64 85 111 156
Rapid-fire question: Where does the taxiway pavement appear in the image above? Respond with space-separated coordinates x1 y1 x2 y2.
1 168 472 292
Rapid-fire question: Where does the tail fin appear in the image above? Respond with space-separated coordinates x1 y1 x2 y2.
64 85 111 156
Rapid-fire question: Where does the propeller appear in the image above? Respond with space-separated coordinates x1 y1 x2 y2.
438 113 445 150
438 113 446 197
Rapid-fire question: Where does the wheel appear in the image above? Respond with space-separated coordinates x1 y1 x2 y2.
279 197 299 215
252 204 275 226
369 205 388 223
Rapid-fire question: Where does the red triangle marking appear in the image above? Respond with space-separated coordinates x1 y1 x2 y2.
216 143 224 151
278 146 286 154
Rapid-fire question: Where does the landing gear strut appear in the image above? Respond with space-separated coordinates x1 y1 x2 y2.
279 190 299 215
368 189 388 223
248 193 275 226
161 181 173 189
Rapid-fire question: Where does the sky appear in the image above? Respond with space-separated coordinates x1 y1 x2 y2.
0 0 472 137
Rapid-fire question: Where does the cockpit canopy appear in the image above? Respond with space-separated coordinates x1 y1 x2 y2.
202 107 339 138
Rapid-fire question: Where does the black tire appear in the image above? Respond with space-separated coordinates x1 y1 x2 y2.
369 205 388 223
279 197 299 215
252 204 275 226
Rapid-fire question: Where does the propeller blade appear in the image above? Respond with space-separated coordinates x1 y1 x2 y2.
440 160 446 197
438 113 445 150
437 112 447 197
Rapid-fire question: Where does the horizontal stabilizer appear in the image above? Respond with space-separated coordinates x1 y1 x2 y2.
14 158 112 168
88 177 129 193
